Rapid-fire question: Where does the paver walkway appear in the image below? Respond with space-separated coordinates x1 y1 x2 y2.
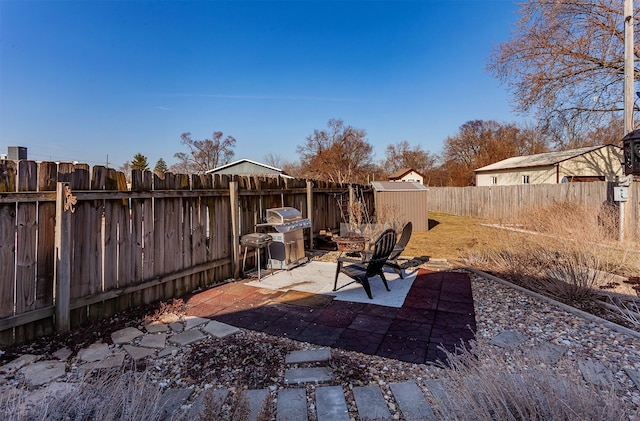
185 269 476 364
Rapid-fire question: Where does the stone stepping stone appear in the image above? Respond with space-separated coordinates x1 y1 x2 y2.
423 379 448 407
168 329 206 346
145 322 170 333
158 388 193 421
285 348 331 364
187 388 230 418
284 367 333 385
203 320 240 338
241 388 270 421
111 327 144 344
21 361 66 387
77 342 111 362
158 346 180 358
0 354 39 375
139 333 167 349
123 345 155 361
390 381 436 421
277 388 308 421
353 385 392 421
531 342 568 365
83 352 126 370
52 347 72 361
624 367 640 391
578 359 621 391
490 330 528 349
184 316 210 330
315 385 349 421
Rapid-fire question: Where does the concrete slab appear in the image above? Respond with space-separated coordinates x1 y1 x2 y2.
123 345 156 361
423 379 448 406
145 322 170 333
22 361 66 387
490 330 528 349
139 333 167 349
184 316 210 330
277 388 308 421
111 327 144 344
284 367 334 385
169 329 207 346
390 381 436 421
0 354 39 375
315 385 349 421
203 320 240 338
77 342 111 363
353 385 392 421
285 349 331 365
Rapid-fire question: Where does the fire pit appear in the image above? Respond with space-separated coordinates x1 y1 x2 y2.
333 236 369 252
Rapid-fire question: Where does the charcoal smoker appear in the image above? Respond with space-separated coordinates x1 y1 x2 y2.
240 233 273 280
256 207 311 270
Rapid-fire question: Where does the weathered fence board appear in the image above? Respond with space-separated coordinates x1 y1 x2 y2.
0 161 363 346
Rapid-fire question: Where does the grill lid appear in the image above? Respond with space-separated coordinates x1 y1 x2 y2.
241 233 273 247
266 207 303 224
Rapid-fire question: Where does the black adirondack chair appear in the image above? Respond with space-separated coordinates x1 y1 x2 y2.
333 228 397 299
384 221 413 278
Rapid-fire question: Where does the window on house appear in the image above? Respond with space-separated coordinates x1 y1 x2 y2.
522 175 530 184
491 176 497 185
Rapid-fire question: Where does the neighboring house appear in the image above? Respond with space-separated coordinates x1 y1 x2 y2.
206 159 289 177
475 145 623 186
387 168 425 184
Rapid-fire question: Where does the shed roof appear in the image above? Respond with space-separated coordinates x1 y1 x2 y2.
475 145 616 172
206 158 283 174
387 168 425 180
371 181 429 191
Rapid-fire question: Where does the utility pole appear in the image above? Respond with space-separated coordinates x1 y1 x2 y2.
625 0 634 134
621 0 634 242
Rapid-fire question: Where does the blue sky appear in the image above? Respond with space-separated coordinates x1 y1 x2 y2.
0 0 523 169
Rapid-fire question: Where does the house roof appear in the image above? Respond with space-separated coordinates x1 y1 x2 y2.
387 168 425 180
206 159 282 174
371 181 429 192
475 145 617 173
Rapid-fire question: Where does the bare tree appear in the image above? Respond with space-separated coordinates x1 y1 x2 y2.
441 120 548 186
172 131 236 174
383 141 439 177
296 119 376 184
263 153 284 169
488 0 638 139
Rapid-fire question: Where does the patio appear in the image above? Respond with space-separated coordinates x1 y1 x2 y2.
184 261 476 364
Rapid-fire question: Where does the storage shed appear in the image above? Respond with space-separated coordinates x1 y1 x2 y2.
371 181 429 232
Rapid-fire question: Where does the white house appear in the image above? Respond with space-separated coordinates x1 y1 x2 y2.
475 145 623 186
387 168 425 184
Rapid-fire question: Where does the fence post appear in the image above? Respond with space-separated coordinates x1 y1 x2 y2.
54 182 73 333
230 181 240 280
307 180 314 248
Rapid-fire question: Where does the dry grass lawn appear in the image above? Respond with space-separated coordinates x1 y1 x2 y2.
403 211 507 261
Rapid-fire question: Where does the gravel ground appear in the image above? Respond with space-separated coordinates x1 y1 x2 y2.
2 255 640 419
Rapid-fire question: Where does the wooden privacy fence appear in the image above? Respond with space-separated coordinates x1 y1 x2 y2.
0 160 370 346
427 182 640 240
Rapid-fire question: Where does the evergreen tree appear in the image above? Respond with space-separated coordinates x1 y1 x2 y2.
131 153 149 171
154 157 168 175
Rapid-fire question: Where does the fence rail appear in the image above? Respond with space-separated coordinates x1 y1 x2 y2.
0 160 369 346
427 182 640 241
